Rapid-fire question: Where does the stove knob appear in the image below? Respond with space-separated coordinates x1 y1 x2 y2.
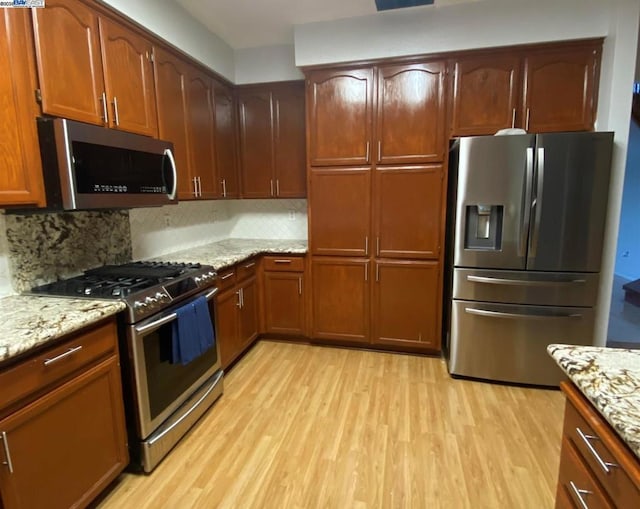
155 292 168 302
207 271 216 278
195 276 203 285
134 301 147 310
146 296 158 305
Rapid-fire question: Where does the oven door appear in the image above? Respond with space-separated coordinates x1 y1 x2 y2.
126 286 221 439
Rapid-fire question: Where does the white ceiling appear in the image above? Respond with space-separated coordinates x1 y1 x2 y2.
175 0 479 49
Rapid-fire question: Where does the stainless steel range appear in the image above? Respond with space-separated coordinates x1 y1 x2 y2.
31 261 224 472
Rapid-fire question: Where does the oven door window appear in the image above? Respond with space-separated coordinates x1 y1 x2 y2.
143 319 219 421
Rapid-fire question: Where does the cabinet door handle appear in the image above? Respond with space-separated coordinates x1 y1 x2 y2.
112 96 120 126
365 236 369 256
244 262 256 269
192 177 198 196
100 92 108 124
270 179 274 197
375 263 379 282
43 345 83 367
568 481 592 509
298 276 302 295
377 140 382 161
222 179 227 197
273 259 291 264
276 179 280 196
511 108 516 128
364 262 369 282
376 237 380 256
240 287 244 308
525 108 530 131
1 432 14 474
575 427 618 474
236 290 242 308
198 176 202 197
220 272 234 280
365 141 370 162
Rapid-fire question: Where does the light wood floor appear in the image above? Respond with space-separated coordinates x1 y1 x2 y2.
96 340 565 509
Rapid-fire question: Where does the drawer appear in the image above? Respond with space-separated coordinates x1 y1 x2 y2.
557 438 613 509
564 398 640 507
217 268 237 292
0 320 118 413
236 259 257 281
263 256 305 272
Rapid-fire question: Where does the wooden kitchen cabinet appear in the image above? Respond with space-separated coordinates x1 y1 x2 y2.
309 168 371 257
372 260 440 349
98 16 157 137
523 43 600 133
376 61 447 164
238 82 306 198
307 68 374 167
311 257 370 343
0 9 45 207
262 256 306 336
373 165 443 259
450 52 521 136
555 382 640 509
216 284 241 370
0 320 128 509
33 0 158 136
214 82 240 199
238 275 259 349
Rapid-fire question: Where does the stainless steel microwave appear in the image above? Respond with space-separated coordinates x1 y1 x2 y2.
37 118 178 210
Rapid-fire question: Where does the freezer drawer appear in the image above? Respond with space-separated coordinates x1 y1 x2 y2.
448 300 595 386
453 268 599 306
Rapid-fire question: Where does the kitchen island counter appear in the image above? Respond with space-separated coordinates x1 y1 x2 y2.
154 238 308 270
548 344 640 460
0 295 125 365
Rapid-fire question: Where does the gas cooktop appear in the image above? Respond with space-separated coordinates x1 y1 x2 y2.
30 261 217 323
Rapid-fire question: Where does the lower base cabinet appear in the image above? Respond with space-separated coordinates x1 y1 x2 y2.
0 320 128 509
262 256 306 336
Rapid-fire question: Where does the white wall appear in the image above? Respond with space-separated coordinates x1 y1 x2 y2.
294 0 640 347
235 45 303 84
101 0 235 81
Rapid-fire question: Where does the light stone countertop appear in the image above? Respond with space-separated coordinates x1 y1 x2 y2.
548 344 640 460
0 296 126 365
150 238 308 270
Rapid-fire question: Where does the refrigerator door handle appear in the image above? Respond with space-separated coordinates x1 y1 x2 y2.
520 147 535 257
529 147 545 258
466 275 587 286
464 307 582 320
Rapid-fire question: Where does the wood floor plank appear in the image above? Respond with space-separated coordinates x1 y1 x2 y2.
95 341 564 509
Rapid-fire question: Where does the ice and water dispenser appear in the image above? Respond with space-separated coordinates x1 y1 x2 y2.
464 204 503 250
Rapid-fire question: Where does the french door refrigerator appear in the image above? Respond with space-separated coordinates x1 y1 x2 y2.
444 132 613 386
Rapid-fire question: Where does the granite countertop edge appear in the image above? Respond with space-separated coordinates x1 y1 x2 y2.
547 343 640 461
0 238 308 365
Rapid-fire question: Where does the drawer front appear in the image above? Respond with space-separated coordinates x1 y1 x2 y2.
217 268 237 292
263 256 305 272
236 259 257 281
557 438 613 509
0 320 118 412
565 399 640 507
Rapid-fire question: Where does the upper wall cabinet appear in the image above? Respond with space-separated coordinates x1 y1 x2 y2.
307 68 374 167
0 9 45 207
450 40 601 136
376 62 447 164
214 82 240 199
32 0 157 137
238 81 306 198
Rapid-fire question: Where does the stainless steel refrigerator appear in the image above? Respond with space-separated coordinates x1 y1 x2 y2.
444 132 613 386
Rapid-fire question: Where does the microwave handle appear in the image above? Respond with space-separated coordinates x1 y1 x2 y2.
164 148 178 200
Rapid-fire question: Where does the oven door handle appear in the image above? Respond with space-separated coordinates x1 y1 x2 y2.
135 287 218 334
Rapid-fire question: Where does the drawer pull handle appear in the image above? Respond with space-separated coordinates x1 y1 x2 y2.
568 481 592 509
1 431 14 474
576 427 618 474
43 346 83 367
220 273 234 280
243 262 256 269
273 259 292 264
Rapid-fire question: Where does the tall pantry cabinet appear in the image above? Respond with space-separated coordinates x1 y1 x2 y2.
306 61 447 350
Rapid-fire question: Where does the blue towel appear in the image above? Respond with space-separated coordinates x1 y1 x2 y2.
171 296 215 365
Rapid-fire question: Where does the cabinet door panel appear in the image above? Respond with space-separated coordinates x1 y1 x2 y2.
376 62 447 164
374 165 443 259
216 287 240 370
309 169 371 256
524 45 599 133
0 357 127 509
0 10 45 207
239 278 259 348
186 69 217 199
238 90 274 198
372 260 439 348
214 83 239 198
263 272 305 335
273 83 306 197
308 68 374 166
98 17 157 137
311 258 369 343
32 0 105 125
451 54 521 136
154 48 192 200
